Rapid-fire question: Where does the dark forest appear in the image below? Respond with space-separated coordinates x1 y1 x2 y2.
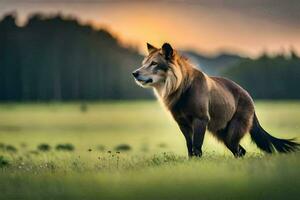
1 13 299 101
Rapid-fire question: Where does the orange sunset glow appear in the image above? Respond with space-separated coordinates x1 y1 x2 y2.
1 0 300 57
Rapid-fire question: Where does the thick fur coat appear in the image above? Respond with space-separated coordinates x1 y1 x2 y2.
133 43 299 157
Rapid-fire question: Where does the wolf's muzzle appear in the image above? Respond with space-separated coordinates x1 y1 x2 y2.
132 71 139 78
132 71 152 84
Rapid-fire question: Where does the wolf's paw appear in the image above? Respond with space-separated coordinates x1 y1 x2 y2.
192 149 202 157
235 146 246 158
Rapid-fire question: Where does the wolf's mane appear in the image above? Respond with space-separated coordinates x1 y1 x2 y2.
157 52 195 108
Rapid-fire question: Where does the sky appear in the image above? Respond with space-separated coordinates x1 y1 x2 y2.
1 0 300 57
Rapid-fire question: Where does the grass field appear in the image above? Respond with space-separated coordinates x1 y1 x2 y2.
0 101 300 200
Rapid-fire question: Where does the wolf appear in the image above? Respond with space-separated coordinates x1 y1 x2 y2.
132 42 299 157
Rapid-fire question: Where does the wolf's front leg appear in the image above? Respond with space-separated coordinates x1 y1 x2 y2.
192 118 208 157
178 123 193 157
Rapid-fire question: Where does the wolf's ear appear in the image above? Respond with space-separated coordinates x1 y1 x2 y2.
161 43 174 60
147 43 157 54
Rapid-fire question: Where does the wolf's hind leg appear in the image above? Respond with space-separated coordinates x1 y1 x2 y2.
223 115 249 157
225 139 246 158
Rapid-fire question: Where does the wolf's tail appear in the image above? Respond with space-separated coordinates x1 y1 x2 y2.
250 113 299 153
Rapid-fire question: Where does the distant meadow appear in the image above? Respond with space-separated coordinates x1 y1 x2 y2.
1 101 300 199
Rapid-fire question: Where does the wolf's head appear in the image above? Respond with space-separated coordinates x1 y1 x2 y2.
132 43 184 98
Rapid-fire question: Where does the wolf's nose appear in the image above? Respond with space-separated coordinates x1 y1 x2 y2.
132 71 139 78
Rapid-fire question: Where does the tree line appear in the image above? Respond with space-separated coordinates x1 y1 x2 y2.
0 13 151 101
0 13 299 101
222 52 300 99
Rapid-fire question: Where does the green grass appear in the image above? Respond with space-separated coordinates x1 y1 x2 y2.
0 101 300 200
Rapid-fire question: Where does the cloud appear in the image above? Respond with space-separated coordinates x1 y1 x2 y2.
202 0 300 27
3 0 300 27
1 0 299 56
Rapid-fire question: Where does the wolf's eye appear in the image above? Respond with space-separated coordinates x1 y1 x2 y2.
153 63 168 72
150 61 158 66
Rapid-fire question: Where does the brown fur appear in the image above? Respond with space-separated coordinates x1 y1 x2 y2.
133 43 299 157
